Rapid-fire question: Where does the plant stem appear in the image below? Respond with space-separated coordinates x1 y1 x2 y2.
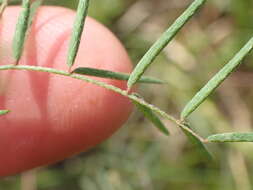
0 64 206 142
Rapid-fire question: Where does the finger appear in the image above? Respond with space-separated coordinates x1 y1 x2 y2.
0 6 133 177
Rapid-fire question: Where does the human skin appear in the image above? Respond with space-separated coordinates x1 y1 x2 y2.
0 6 133 177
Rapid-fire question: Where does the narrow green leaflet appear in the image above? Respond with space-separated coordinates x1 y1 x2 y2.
73 67 164 84
181 123 212 160
0 110 10 115
133 99 169 136
67 0 90 68
127 0 206 90
28 0 42 26
12 0 31 62
0 0 8 18
208 132 253 142
181 37 253 119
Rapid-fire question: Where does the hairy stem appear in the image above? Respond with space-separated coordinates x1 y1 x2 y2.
0 64 206 142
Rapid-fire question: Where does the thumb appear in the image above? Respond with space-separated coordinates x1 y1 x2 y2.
0 6 133 177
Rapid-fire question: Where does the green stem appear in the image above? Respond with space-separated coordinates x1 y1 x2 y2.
0 64 205 142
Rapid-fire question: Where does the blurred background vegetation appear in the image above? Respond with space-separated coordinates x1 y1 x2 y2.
1 0 253 189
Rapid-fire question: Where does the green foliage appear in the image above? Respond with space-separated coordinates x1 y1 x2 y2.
181 37 253 119
67 0 90 69
133 96 170 136
208 132 253 142
127 0 207 90
180 123 212 160
73 67 165 84
11 0 42 63
12 0 31 62
27 0 42 26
